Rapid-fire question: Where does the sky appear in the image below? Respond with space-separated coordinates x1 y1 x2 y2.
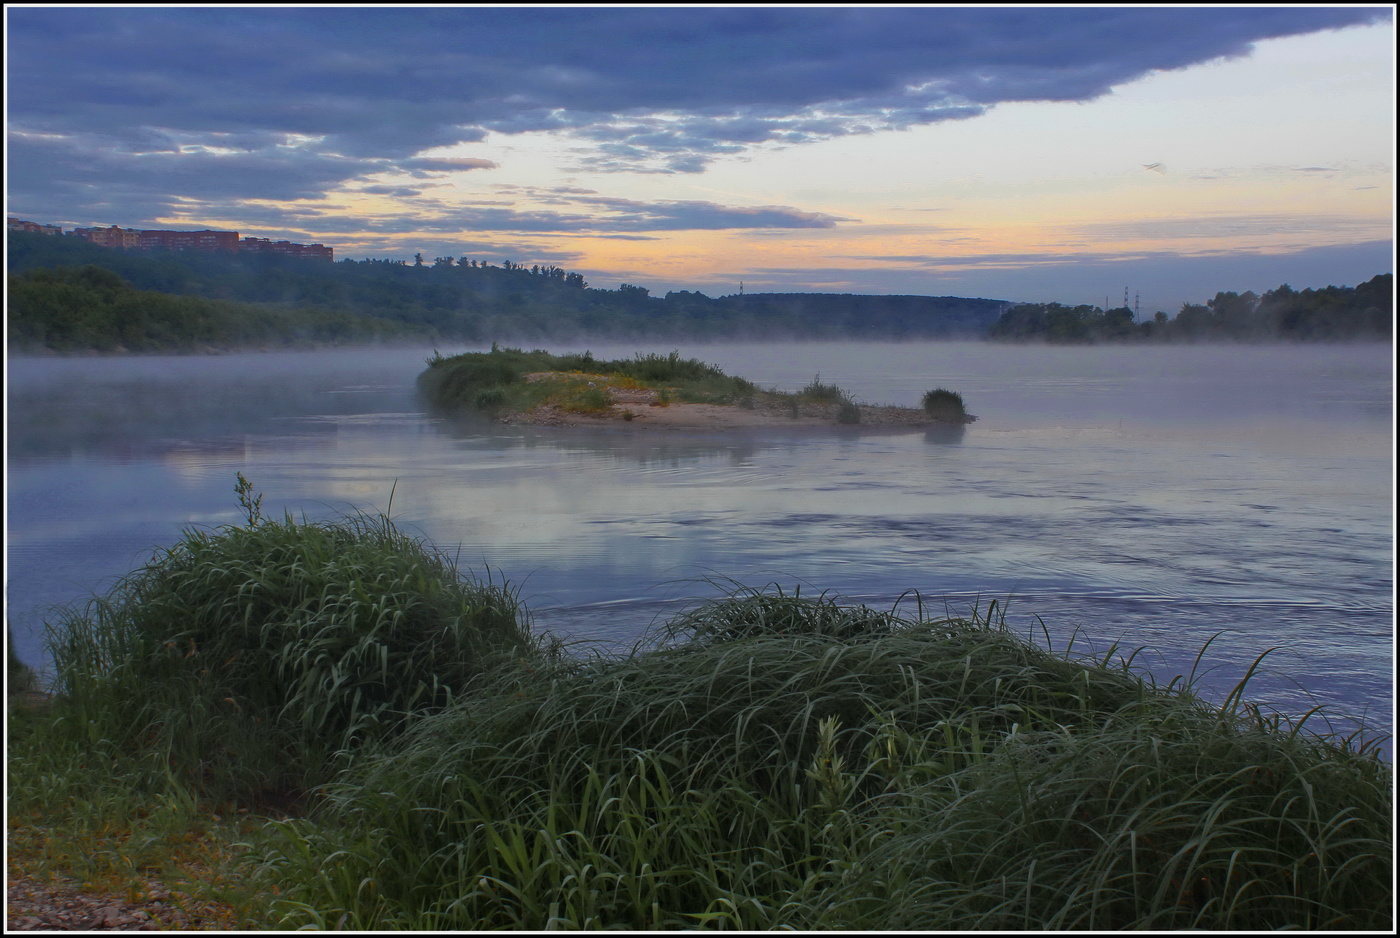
5 5 1394 314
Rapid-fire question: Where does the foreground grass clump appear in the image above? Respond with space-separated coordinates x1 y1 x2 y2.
43 475 541 806
250 588 1392 931
18 499 1390 931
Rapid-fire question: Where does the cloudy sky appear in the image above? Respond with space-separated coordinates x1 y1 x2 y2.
6 5 1394 312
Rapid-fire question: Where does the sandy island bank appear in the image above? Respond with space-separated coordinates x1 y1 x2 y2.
496 372 974 430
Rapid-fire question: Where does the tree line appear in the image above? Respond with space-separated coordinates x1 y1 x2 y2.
8 231 1391 352
7 232 1003 351
7 264 427 353
988 275 1392 343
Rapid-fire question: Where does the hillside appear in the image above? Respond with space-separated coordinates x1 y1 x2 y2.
7 232 1007 351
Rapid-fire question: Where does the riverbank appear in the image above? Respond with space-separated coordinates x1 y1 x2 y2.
6 687 255 930
10 488 1391 931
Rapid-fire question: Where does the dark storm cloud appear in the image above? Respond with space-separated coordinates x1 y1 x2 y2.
171 196 842 240
7 6 1387 224
399 157 501 176
357 186 431 198
6 132 383 227
407 198 841 233
546 195 847 230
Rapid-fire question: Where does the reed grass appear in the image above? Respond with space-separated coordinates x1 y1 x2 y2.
793 375 863 423
18 485 1391 930
798 373 847 404
41 476 543 806
823 705 1392 930
248 585 1390 931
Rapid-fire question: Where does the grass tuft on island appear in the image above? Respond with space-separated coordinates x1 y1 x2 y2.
417 345 970 427
8 480 1391 931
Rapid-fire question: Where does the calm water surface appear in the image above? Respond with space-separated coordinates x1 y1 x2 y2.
6 341 1393 748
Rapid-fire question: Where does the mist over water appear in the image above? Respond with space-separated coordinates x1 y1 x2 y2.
6 341 1393 751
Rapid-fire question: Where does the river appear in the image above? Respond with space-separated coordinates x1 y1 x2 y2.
6 341 1393 751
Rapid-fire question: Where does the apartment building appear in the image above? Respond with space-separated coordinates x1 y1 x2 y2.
8 218 65 237
68 225 143 249
16 218 332 261
137 228 242 253
240 237 334 261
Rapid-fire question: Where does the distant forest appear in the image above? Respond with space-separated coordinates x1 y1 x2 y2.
988 275 1392 343
6 232 1003 352
6 230 1392 353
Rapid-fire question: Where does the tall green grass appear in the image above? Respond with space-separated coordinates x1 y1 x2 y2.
42 475 543 805
825 707 1392 930
797 375 863 423
797 373 846 404
21 483 1391 930
250 585 1391 931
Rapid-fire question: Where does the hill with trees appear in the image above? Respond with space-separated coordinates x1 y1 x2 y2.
9 231 1390 352
7 232 1005 352
7 263 425 353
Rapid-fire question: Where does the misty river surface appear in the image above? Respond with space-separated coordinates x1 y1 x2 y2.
6 341 1394 749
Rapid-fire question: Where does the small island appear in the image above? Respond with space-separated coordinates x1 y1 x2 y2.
418 346 975 430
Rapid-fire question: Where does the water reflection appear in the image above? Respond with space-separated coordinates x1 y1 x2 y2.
923 423 966 446
5 342 1391 752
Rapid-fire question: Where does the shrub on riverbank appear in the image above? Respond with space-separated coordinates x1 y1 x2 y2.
922 387 967 419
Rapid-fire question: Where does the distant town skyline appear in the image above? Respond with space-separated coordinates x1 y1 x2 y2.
6 6 1393 313
9 217 333 260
